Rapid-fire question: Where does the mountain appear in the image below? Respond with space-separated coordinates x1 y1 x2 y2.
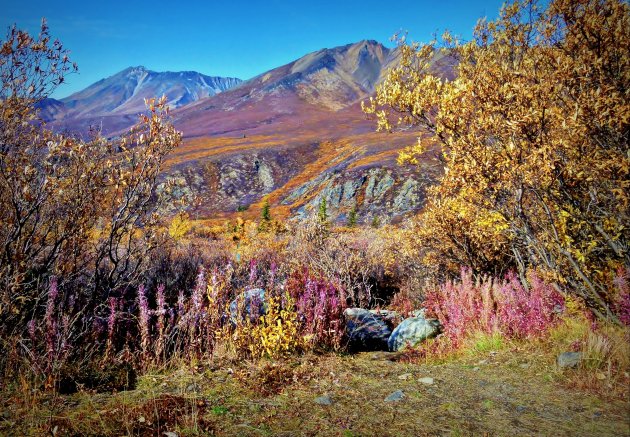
36 98 67 121
43 40 455 223
160 40 455 223
173 40 393 137
40 67 242 131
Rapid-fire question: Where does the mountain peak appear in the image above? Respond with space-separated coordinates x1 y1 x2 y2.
120 65 148 74
356 39 381 46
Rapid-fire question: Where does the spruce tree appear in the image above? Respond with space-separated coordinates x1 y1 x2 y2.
261 199 271 222
258 198 271 232
348 206 357 228
317 198 328 223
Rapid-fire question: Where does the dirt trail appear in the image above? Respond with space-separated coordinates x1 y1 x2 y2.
3 350 629 436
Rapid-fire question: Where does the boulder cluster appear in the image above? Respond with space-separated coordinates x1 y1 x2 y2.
229 289 442 352
343 307 441 352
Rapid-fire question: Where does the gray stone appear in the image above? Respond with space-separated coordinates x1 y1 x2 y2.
314 395 333 406
364 171 378 199
374 173 394 198
393 178 419 211
257 162 274 189
327 184 344 208
344 308 392 352
387 316 441 351
516 405 527 414
342 177 366 201
229 288 266 324
417 377 434 385
557 352 582 369
384 390 405 402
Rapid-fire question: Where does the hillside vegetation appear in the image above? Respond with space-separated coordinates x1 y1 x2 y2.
0 0 628 435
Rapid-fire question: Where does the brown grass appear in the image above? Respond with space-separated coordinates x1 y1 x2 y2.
3 344 628 436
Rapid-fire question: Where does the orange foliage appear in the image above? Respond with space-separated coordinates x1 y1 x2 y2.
365 0 630 321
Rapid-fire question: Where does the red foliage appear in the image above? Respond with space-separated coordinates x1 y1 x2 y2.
424 269 564 346
287 268 347 350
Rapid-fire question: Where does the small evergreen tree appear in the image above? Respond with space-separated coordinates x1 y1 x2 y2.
317 198 328 224
348 206 358 228
258 198 272 232
261 198 271 222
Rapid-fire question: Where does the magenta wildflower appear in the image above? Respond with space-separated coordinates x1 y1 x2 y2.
137 284 150 358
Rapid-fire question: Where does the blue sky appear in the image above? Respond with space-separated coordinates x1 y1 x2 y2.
1 0 506 98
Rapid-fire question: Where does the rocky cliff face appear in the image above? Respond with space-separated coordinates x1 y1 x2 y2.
290 167 428 224
160 136 439 224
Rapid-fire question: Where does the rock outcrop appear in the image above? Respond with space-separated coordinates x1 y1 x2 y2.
344 308 392 351
387 316 441 352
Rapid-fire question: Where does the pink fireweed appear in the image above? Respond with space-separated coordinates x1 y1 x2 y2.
44 277 59 370
155 284 166 361
424 269 564 346
137 284 151 358
104 296 118 360
288 268 347 350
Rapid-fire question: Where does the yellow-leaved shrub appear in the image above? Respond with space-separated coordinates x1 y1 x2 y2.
364 0 629 322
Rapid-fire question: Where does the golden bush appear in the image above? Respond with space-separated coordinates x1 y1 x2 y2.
365 0 630 321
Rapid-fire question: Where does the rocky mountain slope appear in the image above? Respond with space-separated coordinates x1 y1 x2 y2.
162 40 453 223
46 41 456 223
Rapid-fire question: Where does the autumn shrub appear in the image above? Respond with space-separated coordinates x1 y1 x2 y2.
424 269 565 346
144 238 231 295
168 212 193 241
365 0 630 322
289 222 390 307
371 222 429 304
229 293 304 359
287 268 347 350
0 19 183 382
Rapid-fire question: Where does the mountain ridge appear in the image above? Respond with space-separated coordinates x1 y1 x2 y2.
39 67 242 125
40 40 456 223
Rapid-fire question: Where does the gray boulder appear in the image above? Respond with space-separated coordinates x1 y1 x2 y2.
314 395 333 406
229 288 266 324
344 308 392 351
387 316 441 351
557 351 582 369
384 390 405 402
